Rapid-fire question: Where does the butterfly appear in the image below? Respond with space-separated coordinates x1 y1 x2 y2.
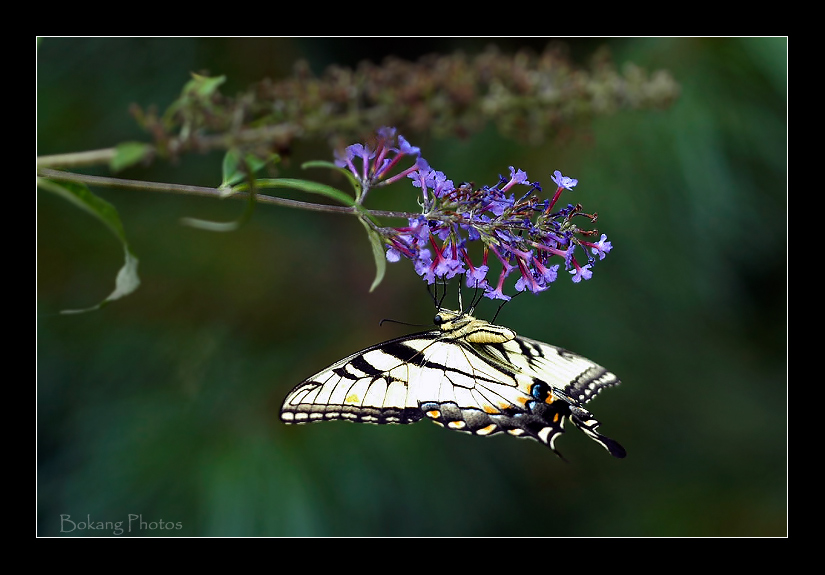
280 308 625 458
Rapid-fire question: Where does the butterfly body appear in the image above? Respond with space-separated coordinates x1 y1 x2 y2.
280 309 625 458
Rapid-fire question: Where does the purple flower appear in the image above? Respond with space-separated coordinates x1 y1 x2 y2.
500 166 531 193
434 256 464 279
413 248 435 284
533 258 559 284
334 127 429 194
376 126 397 140
551 170 578 190
590 233 613 260
396 135 420 157
483 269 512 301
514 260 548 294
561 245 576 268
464 221 482 241
465 263 489 290
570 263 593 283
431 171 455 199
333 147 358 175
385 246 403 262
486 190 514 216
406 215 431 243
429 237 466 280
348 144 374 180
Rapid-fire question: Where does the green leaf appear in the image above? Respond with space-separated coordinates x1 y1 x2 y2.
220 150 280 191
58 247 141 314
162 73 227 128
37 178 141 313
179 216 244 232
302 160 363 201
182 151 282 232
182 179 258 233
220 149 244 190
183 73 226 98
110 142 152 172
180 194 256 231
38 178 126 242
300 160 340 170
358 217 387 292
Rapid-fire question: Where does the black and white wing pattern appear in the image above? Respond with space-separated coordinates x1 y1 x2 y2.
280 309 625 458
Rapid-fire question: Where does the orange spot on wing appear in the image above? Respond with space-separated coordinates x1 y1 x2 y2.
476 424 498 436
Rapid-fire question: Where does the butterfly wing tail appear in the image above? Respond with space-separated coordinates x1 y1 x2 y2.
569 408 626 458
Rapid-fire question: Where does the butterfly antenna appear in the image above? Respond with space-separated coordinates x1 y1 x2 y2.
379 318 427 328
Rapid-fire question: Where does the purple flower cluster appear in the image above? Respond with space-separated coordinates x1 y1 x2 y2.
334 126 429 202
334 128 612 301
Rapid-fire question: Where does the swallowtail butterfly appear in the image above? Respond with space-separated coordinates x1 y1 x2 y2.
280 309 625 458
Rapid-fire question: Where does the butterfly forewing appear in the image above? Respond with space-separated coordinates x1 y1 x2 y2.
280 310 625 458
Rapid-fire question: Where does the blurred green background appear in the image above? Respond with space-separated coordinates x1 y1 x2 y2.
37 37 787 537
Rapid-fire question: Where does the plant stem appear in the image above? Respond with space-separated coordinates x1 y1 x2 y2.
36 168 419 220
37 148 118 169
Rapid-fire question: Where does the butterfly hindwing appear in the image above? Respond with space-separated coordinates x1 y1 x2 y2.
280 310 625 458
459 334 625 458
499 336 627 458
